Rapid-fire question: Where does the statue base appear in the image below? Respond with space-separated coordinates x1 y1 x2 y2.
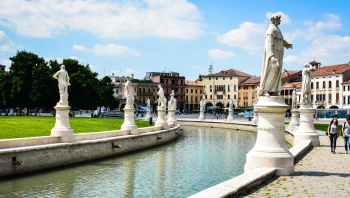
167 109 177 127
226 110 234 123
287 109 300 132
294 107 320 146
244 96 294 176
51 105 74 143
155 108 169 129
144 109 152 121
121 108 138 135
199 110 204 121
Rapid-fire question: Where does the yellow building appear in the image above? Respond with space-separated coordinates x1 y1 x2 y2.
184 80 203 113
238 77 260 108
202 69 251 112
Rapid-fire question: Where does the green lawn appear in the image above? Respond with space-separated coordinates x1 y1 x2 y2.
0 116 150 140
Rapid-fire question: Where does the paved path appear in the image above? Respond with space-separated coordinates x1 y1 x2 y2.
246 130 350 198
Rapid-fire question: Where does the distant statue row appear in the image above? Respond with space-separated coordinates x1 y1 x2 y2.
290 63 313 109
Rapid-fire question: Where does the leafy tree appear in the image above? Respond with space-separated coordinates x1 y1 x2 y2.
0 72 12 110
9 51 46 115
197 74 203 81
98 76 119 109
30 63 57 110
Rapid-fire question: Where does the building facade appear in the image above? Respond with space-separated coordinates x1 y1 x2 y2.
184 80 203 113
202 69 251 111
238 77 260 108
310 63 350 109
145 71 186 111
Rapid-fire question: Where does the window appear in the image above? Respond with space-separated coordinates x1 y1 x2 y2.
234 85 237 92
336 80 339 88
348 86 350 91
216 77 218 80
228 95 230 99
348 96 350 105
329 81 332 88
209 77 211 80
230 77 232 80
139 88 142 93
311 82 313 89
210 85 212 92
195 89 197 94
228 85 230 92
316 82 319 89
191 89 193 93
223 77 225 80
186 89 188 93
210 95 212 99
344 86 346 92
234 95 236 99
322 81 326 89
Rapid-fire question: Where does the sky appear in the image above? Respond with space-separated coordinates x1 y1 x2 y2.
0 0 350 81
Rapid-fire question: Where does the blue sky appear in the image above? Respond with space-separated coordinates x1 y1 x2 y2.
0 0 349 80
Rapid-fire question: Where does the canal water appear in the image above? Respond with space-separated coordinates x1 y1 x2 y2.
0 126 256 197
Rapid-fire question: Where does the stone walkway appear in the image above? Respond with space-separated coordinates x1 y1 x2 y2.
246 130 350 197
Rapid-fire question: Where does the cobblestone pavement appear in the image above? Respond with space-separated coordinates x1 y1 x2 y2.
246 130 350 198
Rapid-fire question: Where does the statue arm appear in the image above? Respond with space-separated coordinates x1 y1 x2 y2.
283 40 293 49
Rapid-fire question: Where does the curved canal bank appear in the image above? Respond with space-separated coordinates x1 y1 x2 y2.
0 126 257 197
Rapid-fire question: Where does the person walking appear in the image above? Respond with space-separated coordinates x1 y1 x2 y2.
342 116 350 154
328 118 339 154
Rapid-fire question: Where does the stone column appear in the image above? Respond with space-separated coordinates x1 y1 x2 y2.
226 109 234 123
155 108 169 129
245 96 294 176
121 107 138 135
293 107 320 146
144 108 152 121
167 109 177 127
198 109 204 121
251 109 258 124
51 105 74 143
287 109 300 132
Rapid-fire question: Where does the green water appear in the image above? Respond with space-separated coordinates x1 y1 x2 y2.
0 126 256 197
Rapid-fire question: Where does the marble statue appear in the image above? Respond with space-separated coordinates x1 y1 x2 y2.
168 90 176 110
301 63 313 106
146 98 150 109
292 88 297 109
53 65 71 104
258 13 293 97
200 99 204 111
157 84 165 108
229 99 233 110
124 77 134 108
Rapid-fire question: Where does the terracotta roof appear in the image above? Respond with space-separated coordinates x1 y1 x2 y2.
206 68 251 78
240 77 260 85
311 63 350 77
342 79 350 85
283 82 302 89
281 70 301 79
309 60 321 65
185 80 203 86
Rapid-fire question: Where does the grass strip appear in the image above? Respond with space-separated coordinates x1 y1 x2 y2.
0 116 150 140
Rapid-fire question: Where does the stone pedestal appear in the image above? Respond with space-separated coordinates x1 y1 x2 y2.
294 107 320 146
226 110 234 123
199 109 204 121
51 104 74 143
167 109 177 127
144 108 152 121
245 96 294 176
121 108 138 135
287 109 300 132
252 109 258 124
155 108 169 129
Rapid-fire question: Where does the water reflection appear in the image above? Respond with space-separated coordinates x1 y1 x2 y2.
0 126 256 198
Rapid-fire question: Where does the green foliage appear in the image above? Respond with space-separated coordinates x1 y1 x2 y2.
1 51 118 112
0 117 150 139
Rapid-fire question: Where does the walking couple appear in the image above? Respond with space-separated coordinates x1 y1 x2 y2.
327 117 350 154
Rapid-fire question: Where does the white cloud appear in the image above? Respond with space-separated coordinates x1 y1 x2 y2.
217 22 266 54
126 68 136 74
207 49 235 59
285 35 350 65
0 0 204 39
286 14 342 42
0 31 16 53
73 44 141 57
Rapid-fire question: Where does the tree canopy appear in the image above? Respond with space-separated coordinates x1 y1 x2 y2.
0 50 118 114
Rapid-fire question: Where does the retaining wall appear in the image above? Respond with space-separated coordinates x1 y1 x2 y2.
0 125 180 178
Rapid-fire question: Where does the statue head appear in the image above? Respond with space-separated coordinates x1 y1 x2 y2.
61 65 65 70
270 14 281 25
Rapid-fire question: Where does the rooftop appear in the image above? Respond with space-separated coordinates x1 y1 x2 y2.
311 63 350 77
206 68 251 78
